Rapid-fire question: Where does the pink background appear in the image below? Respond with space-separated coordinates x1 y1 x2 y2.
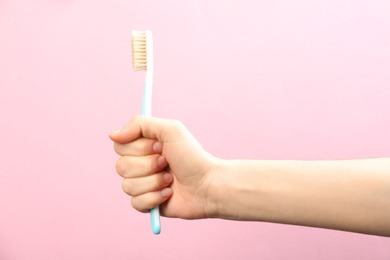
1 0 390 259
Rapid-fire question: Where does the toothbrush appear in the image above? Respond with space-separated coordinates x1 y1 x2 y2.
132 30 161 235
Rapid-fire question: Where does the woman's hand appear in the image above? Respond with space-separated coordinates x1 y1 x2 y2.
109 116 220 219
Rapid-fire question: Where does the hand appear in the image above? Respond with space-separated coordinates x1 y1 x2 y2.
109 116 220 219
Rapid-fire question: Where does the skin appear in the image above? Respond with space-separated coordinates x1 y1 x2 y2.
109 115 390 237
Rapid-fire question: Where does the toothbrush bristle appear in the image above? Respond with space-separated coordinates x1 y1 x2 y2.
132 31 147 71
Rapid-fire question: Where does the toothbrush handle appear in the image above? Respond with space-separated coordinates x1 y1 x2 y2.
150 206 161 234
143 76 160 234
143 30 159 234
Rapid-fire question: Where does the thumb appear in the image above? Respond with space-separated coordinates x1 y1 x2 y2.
109 115 170 144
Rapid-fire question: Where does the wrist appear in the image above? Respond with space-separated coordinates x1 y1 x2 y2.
204 159 293 222
205 159 268 220
202 158 230 219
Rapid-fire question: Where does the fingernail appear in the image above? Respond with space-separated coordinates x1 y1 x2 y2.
153 141 163 153
110 127 122 136
161 188 171 198
157 156 167 168
163 173 173 184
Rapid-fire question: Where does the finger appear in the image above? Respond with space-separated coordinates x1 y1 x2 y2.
116 154 167 178
122 172 173 196
114 138 162 156
109 115 183 144
131 188 172 213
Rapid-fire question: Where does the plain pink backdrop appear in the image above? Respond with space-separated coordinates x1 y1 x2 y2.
1 1 389 259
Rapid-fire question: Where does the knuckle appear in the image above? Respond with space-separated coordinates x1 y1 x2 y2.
114 143 122 155
131 194 156 213
131 197 146 212
122 179 137 196
116 157 125 176
131 115 144 126
132 115 143 122
131 197 138 210
169 119 183 129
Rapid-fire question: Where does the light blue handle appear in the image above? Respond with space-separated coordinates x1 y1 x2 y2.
143 80 160 235
150 206 161 235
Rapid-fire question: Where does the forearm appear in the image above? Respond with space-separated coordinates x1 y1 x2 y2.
210 158 390 236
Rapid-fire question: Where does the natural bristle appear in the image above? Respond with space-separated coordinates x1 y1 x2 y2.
132 31 147 71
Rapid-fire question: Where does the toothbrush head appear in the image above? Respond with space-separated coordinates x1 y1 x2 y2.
132 30 147 71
